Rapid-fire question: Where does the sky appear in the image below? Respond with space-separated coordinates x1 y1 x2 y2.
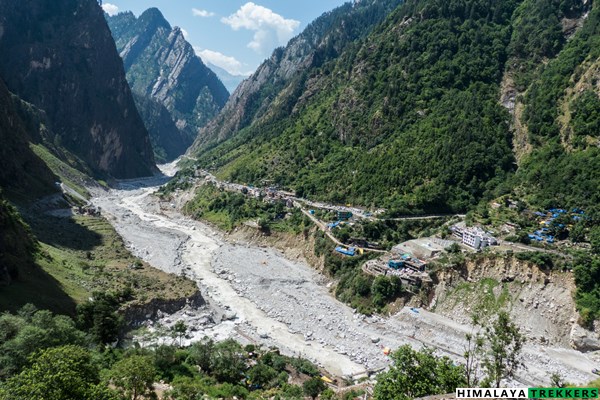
101 1 349 76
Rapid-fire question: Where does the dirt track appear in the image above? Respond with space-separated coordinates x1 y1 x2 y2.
91 164 599 385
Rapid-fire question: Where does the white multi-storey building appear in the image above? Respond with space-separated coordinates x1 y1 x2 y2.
452 225 497 250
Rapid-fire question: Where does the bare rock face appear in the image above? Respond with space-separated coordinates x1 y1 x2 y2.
107 9 229 161
570 323 600 352
0 0 156 179
0 80 58 198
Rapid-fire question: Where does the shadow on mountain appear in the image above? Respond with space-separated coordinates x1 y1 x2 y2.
29 215 102 252
0 261 77 316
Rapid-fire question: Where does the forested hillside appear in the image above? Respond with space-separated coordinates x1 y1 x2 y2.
191 0 404 149
514 0 600 209
190 0 597 214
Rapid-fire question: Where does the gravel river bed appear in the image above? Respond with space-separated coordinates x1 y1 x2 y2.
91 167 598 384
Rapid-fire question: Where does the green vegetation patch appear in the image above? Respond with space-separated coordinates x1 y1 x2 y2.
443 278 511 319
0 306 326 400
30 143 92 199
0 213 197 315
182 183 310 234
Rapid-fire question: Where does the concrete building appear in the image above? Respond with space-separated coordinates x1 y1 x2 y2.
392 238 446 260
455 226 497 249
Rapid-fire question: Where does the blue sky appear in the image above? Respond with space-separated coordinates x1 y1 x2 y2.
102 1 349 76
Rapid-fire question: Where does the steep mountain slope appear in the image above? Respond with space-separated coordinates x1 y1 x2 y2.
190 0 518 212
190 0 597 213
190 0 404 150
107 9 229 161
513 0 600 210
0 81 49 285
0 0 156 179
0 80 58 201
132 93 192 162
0 195 37 286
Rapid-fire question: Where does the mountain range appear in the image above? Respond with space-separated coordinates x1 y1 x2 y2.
188 0 599 214
106 9 229 162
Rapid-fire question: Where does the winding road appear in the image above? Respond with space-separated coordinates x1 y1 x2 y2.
90 164 598 385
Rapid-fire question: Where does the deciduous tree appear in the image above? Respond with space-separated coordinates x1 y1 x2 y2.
108 355 156 400
374 345 465 400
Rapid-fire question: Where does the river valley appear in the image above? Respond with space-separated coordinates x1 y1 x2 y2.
91 163 598 386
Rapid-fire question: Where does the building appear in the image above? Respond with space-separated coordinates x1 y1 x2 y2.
392 239 445 260
459 227 497 249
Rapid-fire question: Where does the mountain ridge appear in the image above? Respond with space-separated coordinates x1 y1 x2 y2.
107 8 230 162
187 0 598 213
190 0 405 151
0 0 157 179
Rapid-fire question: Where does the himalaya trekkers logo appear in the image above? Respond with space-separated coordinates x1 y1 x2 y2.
456 387 600 399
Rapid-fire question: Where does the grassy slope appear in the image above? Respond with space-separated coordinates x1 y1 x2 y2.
1 213 197 315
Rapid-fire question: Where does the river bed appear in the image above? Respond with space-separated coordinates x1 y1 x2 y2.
91 166 597 384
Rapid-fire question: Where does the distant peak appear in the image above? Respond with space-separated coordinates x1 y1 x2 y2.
139 7 171 30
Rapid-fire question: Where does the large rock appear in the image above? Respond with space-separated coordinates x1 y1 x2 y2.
570 323 600 352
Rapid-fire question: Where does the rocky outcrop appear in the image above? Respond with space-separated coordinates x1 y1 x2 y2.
123 290 205 327
190 0 403 151
107 9 229 161
0 0 157 179
429 256 578 348
570 323 600 352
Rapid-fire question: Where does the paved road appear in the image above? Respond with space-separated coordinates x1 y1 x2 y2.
296 202 387 254
93 160 597 386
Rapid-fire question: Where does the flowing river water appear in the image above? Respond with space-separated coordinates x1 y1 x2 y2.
91 164 597 384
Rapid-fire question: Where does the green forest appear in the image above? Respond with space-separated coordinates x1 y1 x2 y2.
0 305 336 399
189 0 599 217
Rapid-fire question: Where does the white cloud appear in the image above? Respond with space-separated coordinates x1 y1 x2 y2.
192 8 215 18
102 3 119 16
180 28 189 39
194 48 250 76
221 2 300 54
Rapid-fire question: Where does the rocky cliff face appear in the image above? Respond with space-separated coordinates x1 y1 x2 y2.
190 0 403 150
0 80 58 200
430 256 578 348
107 9 229 161
0 0 156 179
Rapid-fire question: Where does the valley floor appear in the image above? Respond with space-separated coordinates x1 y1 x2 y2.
91 162 598 386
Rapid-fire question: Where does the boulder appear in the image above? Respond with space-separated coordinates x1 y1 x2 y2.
570 323 600 352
